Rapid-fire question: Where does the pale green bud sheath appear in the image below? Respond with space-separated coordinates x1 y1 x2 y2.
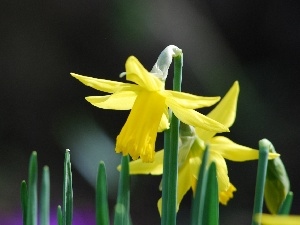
264 140 290 214
178 122 196 168
151 45 183 81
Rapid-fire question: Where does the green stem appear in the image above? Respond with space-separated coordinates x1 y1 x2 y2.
114 155 131 225
63 150 73 225
96 161 110 225
252 139 269 225
40 166 50 225
26 151 38 225
57 205 63 225
21 180 28 225
203 162 219 225
161 54 182 225
191 146 209 225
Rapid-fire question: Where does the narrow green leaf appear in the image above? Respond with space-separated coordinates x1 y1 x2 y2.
114 155 130 225
203 162 219 225
96 161 110 225
57 205 63 225
251 139 269 225
63 150 73 225
161 54 182 225
278 191 293 215
40 166 50 225
191 146 209 225
21 180 28 225
26 151 38 225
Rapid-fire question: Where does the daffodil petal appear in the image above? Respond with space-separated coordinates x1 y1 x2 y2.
71 73 131 93
209 136 279 161
208 81 239 127
177 163 193 208
163 91 220 109
125 56 164 91
125 150 164 175
182 138 204 180
166 98 229 133
85 88 139 110
256 214 300 225
189 155 202 181
157 107 169 132
196 81 239 141
209 151 230 193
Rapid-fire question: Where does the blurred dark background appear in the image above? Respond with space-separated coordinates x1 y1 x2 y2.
1 0 299 224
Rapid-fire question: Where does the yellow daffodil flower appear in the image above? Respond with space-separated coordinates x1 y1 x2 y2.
71 47 228 162
127 81 280 213
255 214 300 225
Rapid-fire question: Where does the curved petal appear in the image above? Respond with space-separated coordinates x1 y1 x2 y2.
207 81 239 127
196 81 239 141
166 98 229 133
71 73 132 93
189 144 203 180
125 150 164 175
195 126 215 142
209 136 279 161
163 90 220 109
177 163 193 209
209 151 230 193
125 56 164 91
85 87 140 110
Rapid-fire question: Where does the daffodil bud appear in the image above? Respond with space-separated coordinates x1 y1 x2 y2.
264 139 290 214
151 45 182 81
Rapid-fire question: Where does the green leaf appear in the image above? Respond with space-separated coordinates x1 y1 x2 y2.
57 205 63 225
203 162 219 225
264 142 290 214
26 151 38 225
63 150 73 225
21 180 28 225
191 146 209 225
114 155 131 225
251 139 269 225
40 166 50 225
96 161 110 225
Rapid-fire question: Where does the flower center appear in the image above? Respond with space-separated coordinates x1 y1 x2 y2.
116 90 166 162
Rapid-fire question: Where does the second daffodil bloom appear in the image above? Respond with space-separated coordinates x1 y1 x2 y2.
71 45 228 162
128 81 280 214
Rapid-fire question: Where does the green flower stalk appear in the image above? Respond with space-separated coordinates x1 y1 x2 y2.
62 150 73 225
96 161 110 225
